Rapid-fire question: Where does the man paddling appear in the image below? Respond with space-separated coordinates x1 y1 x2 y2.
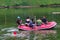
25 17 31 26
16 16 22 25
41 16 48 24
36 18 42 26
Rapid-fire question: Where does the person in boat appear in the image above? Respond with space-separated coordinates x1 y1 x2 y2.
29 19 34 29
29 16 37 28
41 16 48 24
31 18 36 25
25 17 34 28
25 17 31 26
36 18 42 26
16 16 22 25
29 20 33 28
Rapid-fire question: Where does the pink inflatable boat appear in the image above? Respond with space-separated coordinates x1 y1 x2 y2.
18 21 57 31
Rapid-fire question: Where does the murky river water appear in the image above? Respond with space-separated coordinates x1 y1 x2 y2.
0 27 57 40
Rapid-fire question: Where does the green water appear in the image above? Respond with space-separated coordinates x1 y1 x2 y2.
0 8 60 25
0 7 60 40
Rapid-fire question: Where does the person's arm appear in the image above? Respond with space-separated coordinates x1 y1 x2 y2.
21 20 22 23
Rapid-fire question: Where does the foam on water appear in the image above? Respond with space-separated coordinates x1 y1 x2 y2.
0 27 57 40
3 32 29 37
1 27 19 32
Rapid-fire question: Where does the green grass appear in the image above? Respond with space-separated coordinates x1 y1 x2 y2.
0 0 60 6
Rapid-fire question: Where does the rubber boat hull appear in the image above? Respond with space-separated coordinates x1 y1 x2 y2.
18 21 57 31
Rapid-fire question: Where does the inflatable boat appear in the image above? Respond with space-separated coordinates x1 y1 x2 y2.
18 21 57 31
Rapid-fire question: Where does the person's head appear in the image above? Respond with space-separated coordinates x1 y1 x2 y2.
17 16 21 20
37 18 41 20
26 16 30 19
17 16 20 18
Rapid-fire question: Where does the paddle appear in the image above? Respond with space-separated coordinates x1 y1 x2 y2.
34 16 36 25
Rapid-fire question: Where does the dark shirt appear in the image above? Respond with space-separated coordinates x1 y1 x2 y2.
29 20 33 27
41 18 47 23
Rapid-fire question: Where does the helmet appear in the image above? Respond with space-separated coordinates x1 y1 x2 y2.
17 16 20 19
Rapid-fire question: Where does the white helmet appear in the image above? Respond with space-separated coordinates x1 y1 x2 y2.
17 16 20 19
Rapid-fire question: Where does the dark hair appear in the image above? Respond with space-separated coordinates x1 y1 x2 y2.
26 17 30 19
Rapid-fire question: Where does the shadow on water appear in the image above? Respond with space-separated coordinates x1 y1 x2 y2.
0 27 57 40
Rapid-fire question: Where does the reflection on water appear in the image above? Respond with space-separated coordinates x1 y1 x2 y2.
29 30 57 40
0 27 57 40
